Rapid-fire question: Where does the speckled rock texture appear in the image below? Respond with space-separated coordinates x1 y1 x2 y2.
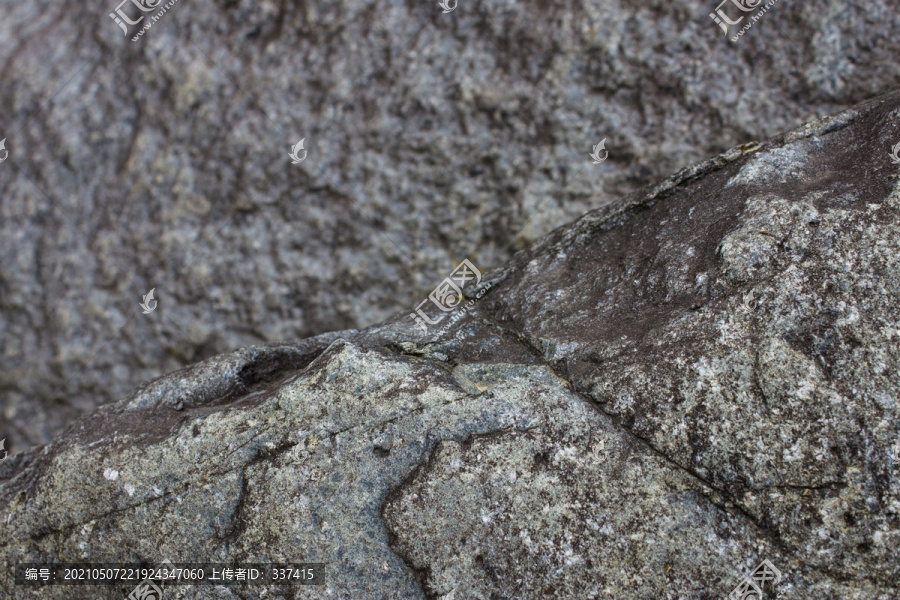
3 0 900 451
2 90 900 599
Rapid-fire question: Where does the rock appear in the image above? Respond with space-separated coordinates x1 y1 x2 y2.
3 89 900 598
3 0 900 450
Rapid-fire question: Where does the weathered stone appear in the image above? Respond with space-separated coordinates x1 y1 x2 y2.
2 89 900 599
3 0 900 449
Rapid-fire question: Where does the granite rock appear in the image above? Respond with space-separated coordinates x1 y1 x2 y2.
2 89 900 598
3 0 900 449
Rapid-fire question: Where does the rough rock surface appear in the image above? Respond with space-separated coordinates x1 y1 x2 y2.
2 89 900 599
2 0 900 450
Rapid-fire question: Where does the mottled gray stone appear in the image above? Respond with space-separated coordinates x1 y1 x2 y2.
3 0 900 450
2 87 900 599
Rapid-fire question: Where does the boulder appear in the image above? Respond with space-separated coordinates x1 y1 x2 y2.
3 0 900 448
2 89 899 598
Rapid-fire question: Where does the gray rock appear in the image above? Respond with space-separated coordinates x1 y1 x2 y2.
3 89 900 598
3 0 900 450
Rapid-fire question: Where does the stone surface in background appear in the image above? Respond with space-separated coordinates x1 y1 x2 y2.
2 0 900 449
